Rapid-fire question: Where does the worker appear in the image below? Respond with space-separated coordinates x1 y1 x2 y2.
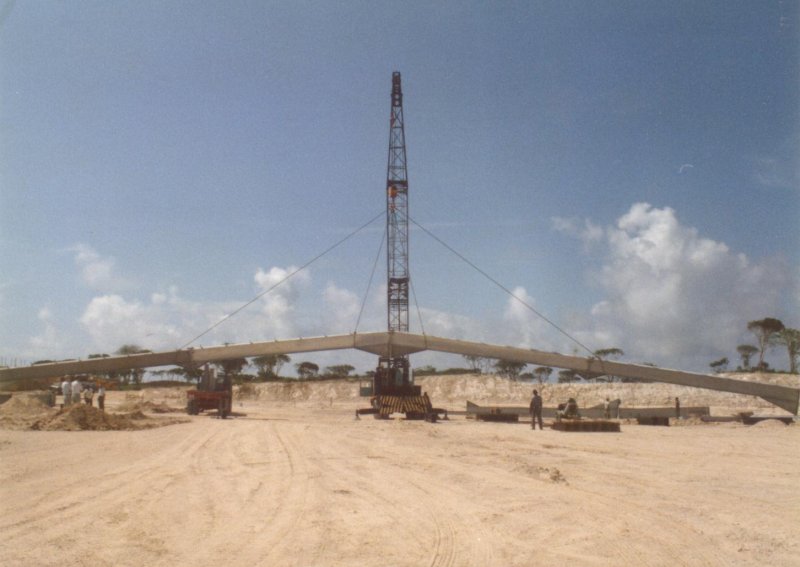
675 397 680 419
61 378 71 407
564 397 579 418
71 377 82 405
83 387 94 407
529 389 544 430
97 386 106 411
604 397 611 419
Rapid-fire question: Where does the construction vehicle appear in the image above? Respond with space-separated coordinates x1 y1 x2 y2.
357 357 447 421
186 365 232 418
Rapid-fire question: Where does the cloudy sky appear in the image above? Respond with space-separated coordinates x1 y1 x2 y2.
1 2 798 375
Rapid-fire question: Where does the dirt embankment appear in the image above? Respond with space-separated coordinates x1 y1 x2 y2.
0 391 187 431
234 372 799 415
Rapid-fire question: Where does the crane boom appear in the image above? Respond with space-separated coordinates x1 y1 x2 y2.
386 72 410 338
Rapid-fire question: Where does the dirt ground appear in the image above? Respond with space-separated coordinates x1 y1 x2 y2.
1 374 798 567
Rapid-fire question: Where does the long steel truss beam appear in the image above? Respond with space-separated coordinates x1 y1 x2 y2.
1 332 797 414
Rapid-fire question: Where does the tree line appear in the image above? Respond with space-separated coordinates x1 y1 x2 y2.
708 317 798 374
76 348 361 388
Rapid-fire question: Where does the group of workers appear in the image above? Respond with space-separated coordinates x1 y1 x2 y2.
528 390 625 430
60 377 105 411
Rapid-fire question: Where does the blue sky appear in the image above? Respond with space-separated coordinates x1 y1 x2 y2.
1 1 798 375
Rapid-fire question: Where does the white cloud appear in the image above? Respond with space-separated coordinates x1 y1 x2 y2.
77 266 319 354
568 203 789 369
322 282 362 332
28 307 64 356
754 155 796 189
551 216 603 248
70 244 129 291
253 265 311 338
417 307 481 339
501 286 561 351
80 294 183 353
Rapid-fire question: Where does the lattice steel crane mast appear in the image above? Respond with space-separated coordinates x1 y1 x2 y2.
372 72 422 401
386 71 410 338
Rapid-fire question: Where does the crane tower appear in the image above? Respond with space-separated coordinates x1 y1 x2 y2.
358 72 446 421
387 71 410 338
373 72 419 398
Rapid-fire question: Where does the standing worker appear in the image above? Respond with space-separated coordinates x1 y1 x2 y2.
71 377 82 405
529 389 544 430
61 378 71 407
83 387 94 406
97 385 106 411
675 397 681 420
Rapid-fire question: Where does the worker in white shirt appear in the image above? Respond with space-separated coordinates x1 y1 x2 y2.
61 378 71 407
71 378 82 405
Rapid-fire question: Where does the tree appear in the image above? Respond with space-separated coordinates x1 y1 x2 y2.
252 354 291 380
558 369 580 384
591 347 625 382
160 366 199 383
222 358 247 374
494 359 527 381
116 344 147 356
776 328 800 374
709 357 729 373
533 366 553 384
295 361 319 380
325 364 355 378
736 345 758 371
215 358 248 384
115 344 150 386
594 347 624 359
747 318 785 370
462 355 490 374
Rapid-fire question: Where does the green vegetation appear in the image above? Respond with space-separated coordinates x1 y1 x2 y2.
715 318 798 374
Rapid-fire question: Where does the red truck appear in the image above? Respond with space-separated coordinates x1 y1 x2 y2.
186 366 232 419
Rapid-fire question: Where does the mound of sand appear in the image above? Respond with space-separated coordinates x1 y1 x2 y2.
31 404 152 431
0 392 188 431
750 418 789 429
115 400 183 414
0 393 51 416
0 392 55 430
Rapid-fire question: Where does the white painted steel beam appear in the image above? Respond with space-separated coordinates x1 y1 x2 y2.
1 331 797 414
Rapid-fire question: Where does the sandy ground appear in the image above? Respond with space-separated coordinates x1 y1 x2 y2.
1 374 798 567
